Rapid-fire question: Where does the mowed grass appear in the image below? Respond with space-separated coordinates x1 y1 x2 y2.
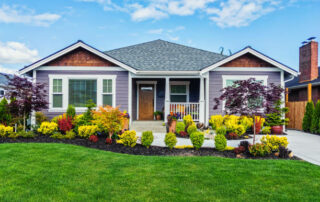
0 143 320 201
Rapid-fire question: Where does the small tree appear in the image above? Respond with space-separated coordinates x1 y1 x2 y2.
311 100 320 133
4 75 48 130
302 101 314 132
66 104 76 119
213 78 284 144
0 98 11 126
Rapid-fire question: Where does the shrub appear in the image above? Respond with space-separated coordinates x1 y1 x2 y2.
73 101 95 133
214 134 227 151
190 131 204 150
216 126 226 136
164 132 177 149
89 135 99 143
38 122 58 135
119 130 137 147
50 131 64 139
239 116 253 131
239 141 250 153
78 125 99 139
66 104 76 119
141 131 154 148
261 126 271 134
179 131 188 137
226 132 238 140
279 146 291 158
0 125 14 137
225 146 235 151
183 115 194 127
51 115 63 123
302 101 314 132
260 135 288 151
249 143 271 157
234 146 246 154
311 100 320 133
174 145 193 149
209 115 224 129
57 117 73 133
0 98 11 126
187 124 197 135
35 112 47 125
65 130 76 139
224 115 240 132
176 122 185 134
106 138 112 144
16 130 36 138
235 125 245 136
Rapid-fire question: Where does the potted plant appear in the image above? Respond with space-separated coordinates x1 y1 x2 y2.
153 111 162 120
265 100 289 134
167 113 179 133
122 110 130 132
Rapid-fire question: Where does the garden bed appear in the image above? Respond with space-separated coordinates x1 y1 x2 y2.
0 135 300 160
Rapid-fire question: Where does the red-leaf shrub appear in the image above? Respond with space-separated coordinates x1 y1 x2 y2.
106 138 112 144
234 146 246 154
58 117 73 133
226 132 238 140
179 131 188 137
89 135 99 143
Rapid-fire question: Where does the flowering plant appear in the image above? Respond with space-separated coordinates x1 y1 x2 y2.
167 112 180 125
122 110 130 119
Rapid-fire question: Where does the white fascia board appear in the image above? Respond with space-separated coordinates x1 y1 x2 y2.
19 41 137 75
135 70 200 76
201 47 298 77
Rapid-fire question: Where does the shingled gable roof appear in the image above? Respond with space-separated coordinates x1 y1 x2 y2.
105 39 227 71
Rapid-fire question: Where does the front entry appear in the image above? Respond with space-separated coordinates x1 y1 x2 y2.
139 84 154 120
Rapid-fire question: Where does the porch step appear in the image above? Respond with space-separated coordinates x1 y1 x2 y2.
131 121 166 133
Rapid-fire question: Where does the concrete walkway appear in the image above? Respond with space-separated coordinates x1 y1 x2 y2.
137 130 320 166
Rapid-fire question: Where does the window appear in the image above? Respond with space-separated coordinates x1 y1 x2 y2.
0 90 4 96
69 80 97 107
52 79 63 108
102 79 113 106
170 84 188 102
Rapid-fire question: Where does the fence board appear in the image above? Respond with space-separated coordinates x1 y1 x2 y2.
286 101 307 130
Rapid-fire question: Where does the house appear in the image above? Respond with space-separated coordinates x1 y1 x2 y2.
286 39 319 104
19 39 298 126
0 73 11 98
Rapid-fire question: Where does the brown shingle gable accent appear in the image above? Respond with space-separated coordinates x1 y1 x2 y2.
45 47 118 67
221 53 275 67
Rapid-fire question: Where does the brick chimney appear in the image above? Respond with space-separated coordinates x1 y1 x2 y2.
299 40 318 82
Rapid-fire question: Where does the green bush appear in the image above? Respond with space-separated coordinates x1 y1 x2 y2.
311 100 320 133
119 130 137 147
216 126 226 136
190 131 204 150
261 126 271 134
214 134 227 151
176 122 185 134
17 130 36 138
35 112 47 125
50 131 64 139
302 101 314 132
165 132 177 149
65 130 76 139
187 124 197 135
249 143 271 157
141 131 154 148
66 105 76 119
235 125 245 136
0 98 11 126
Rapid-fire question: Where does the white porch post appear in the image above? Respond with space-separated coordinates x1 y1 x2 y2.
281 70 285 131
165 77 170 123
128 72 132 127
205 73 210 126
31 70 37 126
199 76 205 123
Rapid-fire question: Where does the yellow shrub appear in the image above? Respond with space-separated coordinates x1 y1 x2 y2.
261 135 288 151
0 125 14 137
183 115 194 126
235 125 246 136
224 115 240 132
116 139 123 144
78 125 99 138
119 130 137 147
174 145 194 149
224 146 235 151
239 116 253 130
209 115 224 129
37 122 58 135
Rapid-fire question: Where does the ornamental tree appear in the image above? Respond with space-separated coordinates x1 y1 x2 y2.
3 75 48 130
302 101 314 132
213 78 284 144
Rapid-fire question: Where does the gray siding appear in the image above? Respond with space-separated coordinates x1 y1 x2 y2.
209 71 281 115
37 70 128 119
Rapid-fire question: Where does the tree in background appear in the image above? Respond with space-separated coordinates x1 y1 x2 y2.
213 78 284 144
302 101 314 132
4 75 48 130
310 100 320 133
0 98 11 125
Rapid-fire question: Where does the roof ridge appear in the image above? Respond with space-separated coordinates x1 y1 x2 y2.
104 39 162 53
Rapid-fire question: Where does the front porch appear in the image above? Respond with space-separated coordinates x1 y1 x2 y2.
129 75 209 124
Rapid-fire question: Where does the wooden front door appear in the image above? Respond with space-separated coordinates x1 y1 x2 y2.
139 84 154 120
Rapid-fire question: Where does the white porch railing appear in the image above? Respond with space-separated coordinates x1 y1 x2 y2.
170 102 200 121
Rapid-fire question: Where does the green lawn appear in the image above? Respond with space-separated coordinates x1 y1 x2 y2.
0 143 320 201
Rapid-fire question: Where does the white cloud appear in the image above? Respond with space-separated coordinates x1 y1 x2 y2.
130 3 168 21
0 66 18 75
0 5 61 26
147 26 185 41
0 41 39 64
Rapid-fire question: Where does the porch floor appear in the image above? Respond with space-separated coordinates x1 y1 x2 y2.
131 121 166 133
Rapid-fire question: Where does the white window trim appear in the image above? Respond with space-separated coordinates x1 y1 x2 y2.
170 81 190 103
221 75 268 111
52 79 63 108
136 81 157 120
48 74 117 112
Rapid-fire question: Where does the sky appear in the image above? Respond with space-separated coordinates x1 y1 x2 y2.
0 0 319 74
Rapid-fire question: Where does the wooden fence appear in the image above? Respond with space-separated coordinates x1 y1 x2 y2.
285 101 307 130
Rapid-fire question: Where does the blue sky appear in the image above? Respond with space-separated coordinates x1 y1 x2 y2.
0 0 319 73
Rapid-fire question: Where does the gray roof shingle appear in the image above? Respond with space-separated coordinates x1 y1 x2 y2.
104 39 227 71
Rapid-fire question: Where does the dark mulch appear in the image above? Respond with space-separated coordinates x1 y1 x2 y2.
0 135 300 160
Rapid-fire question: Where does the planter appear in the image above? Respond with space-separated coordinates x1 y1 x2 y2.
169 120 177 133
122 118 129 132
271 125 283 134
156 114 161 120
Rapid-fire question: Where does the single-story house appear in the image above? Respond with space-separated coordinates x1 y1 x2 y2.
19 39 298 126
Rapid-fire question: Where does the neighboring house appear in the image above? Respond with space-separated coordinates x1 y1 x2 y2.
0 73 10 98
19 40 298 125
286 39 319 104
